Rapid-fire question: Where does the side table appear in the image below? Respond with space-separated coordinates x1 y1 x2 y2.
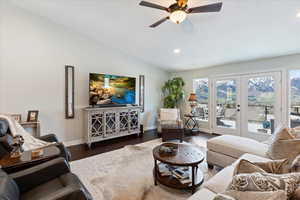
184 114 200 131
0 146 60 173
20 121 41 137
153 143 204 194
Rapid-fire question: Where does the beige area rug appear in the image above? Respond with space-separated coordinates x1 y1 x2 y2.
70 139 218 200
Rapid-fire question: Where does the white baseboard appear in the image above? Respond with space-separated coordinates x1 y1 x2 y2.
64 126 157 147
144 126 157 131
63 139 84 147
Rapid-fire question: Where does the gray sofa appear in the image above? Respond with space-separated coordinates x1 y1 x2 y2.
0 157 92 200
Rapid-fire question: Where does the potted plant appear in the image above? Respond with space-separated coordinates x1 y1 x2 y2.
162 77 185 108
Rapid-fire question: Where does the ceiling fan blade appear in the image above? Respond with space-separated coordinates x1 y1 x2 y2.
139 1 168 11
149 17 169 28
187 2 223 14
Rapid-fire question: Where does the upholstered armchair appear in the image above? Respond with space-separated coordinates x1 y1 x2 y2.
157 108 183 133
0 158 93 200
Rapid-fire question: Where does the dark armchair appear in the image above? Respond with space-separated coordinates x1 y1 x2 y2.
38 134 71 162
0 119 71 164
0 158 93 200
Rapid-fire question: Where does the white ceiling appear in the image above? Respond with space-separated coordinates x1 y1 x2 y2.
9 0 300 72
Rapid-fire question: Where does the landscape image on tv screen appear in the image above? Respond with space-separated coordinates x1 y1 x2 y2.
89 73 136 105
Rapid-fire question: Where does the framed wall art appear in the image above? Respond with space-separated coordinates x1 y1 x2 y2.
65 65 75 119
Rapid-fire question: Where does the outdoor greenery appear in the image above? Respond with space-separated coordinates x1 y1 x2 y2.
162 77 185 108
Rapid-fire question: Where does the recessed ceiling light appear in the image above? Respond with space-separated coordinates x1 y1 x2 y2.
173 48 181 54
297 12 300 18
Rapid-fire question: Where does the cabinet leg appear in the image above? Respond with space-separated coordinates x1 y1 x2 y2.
207 163 214 169
87 143 92 149
154 159 158 186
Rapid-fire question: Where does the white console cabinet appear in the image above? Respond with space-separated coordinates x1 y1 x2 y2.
83 106 141 147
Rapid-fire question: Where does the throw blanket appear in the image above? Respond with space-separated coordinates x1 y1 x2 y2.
0 114 54 151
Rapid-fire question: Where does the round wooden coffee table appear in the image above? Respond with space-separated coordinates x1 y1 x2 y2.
153 143 204 194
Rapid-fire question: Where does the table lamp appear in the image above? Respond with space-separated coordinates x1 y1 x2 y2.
188 93 197 114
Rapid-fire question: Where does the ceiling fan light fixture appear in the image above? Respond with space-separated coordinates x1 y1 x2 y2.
170 10 187 24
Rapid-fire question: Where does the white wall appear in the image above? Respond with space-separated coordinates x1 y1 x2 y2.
172 54 300 97
172 54 300 123
0 2 169 144
0 0 4 112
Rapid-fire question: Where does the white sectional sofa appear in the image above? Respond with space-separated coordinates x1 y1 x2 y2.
207 135 269 168
187 135 272 200
188 153 271 200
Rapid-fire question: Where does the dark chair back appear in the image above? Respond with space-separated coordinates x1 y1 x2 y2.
0 119 9 137
0 169 20 200
0 119 13 158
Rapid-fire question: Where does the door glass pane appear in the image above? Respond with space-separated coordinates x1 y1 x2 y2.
194 78 209 122
290 70 300 128
216 80 237 129
247 76 275 134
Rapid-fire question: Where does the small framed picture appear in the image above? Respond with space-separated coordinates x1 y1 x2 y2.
27 110 39 122
11 114 22 123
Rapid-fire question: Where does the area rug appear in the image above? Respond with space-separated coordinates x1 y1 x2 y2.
70 139 218 200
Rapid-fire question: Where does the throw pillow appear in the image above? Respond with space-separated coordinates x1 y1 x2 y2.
290 126 300 138
233 159 266 175
290 155 300 173
255 159 290 174
266 126 300 163
234 159 290 175
224 190 287 200
228 172 300 198
291 186 300 200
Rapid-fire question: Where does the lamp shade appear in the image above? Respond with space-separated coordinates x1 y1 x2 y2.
170 10 187 24
188 93 197 102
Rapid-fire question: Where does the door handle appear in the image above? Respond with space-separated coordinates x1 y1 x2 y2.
237 109 240 112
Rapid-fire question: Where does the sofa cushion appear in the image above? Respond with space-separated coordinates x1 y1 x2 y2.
213 194 236 200
204 165 236 194
207 135 269 159
187 188 216 200
223 190 287 200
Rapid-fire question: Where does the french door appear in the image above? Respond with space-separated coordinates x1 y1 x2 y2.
212 77 241 136
212 72 282 141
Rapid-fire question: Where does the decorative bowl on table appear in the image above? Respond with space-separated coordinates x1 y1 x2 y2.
159 143 178 156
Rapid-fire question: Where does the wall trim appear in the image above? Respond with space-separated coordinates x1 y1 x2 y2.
63 139 85 147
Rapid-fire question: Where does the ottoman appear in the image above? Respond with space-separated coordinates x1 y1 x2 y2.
206 135 269 168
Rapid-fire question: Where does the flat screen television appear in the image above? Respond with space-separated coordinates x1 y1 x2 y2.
89 73 136 106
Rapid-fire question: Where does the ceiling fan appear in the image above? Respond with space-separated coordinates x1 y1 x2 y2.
139 0 222 28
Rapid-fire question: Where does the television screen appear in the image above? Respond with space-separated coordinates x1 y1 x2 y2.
89 73 136 106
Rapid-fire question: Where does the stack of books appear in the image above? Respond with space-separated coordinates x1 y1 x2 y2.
158 163 192 184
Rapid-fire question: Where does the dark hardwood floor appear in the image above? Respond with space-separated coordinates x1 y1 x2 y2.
67 129 216 161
